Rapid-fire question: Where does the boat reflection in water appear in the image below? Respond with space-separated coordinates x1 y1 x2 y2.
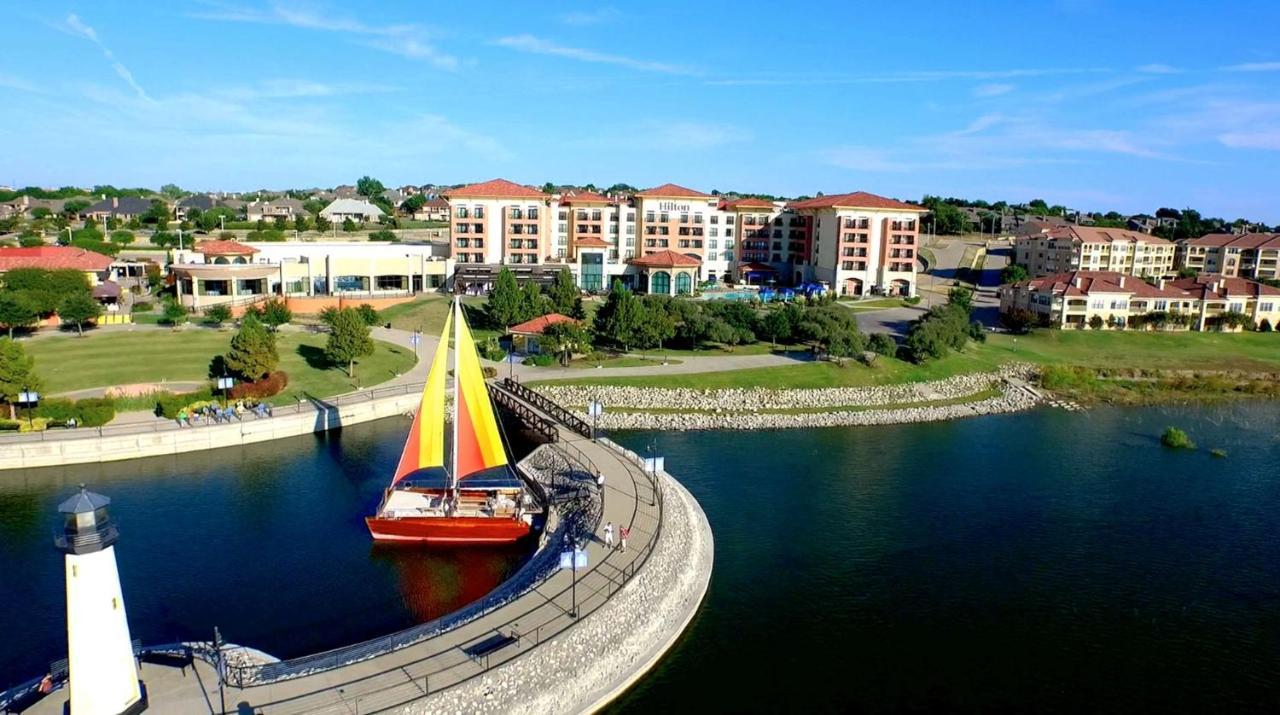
370 542 532 622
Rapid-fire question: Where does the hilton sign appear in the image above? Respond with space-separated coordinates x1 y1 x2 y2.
656 201 692 212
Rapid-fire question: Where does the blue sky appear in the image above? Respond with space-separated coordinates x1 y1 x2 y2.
2 1 1279 222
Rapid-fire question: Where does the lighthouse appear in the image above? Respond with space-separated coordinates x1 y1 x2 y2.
55 486 147 715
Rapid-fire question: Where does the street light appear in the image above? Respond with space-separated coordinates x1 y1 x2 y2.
587 400 604 442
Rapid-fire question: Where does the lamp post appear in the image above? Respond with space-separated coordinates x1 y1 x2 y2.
587 400 604 442
220 215 225 232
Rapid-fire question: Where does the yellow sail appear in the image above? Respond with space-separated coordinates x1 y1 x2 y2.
392 309 452 482
452 300 508 479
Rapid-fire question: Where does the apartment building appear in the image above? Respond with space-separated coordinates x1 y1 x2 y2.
1014 226 1175 278
999 270 1280 330
789 192 925 296
1176 233 1280 281
445 179 923 296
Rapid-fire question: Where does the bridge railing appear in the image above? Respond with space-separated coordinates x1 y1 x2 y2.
501 378 593 438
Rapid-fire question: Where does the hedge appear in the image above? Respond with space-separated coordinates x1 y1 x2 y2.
32 397 116 426
229 371 289 399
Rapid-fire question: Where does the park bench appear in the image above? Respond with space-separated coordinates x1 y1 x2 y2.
462 631 519 666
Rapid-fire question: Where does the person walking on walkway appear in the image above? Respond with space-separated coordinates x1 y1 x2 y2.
596 471 605 490
620 525 630 553
604 521 614 549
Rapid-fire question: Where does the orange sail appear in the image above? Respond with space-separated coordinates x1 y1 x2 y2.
392 309 453 483
452 299 508 480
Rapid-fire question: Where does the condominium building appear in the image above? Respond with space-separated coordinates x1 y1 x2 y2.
1176 233 1280 281
1014 226 1176 278
999 270 1280 330
444 178 923 296
789 192 926 296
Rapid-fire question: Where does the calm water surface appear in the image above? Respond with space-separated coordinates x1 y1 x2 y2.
3 404 1279 712
610 403 1280 713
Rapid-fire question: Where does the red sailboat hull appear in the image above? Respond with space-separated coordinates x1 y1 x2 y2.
365 515 532 545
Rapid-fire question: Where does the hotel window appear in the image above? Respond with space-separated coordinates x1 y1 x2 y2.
644 212 654 222
1261 302 1274 311
660 212 670 222
1091 300 1105 309
559 222 568 233
710 227 718 237
528 207 538 219
455 224 469 234
626 225 634 235
709 239 718 249
474 206 484 218
473 223 483 233
457 238 470 248
1154 300 1167 310
559 211 567 220
577 210 588 220
591 210 602 221
455 207 469 218
724 239 734 248
710 215 719 225
708 252 718 261
725 229 734 238
773 217 782 226
1230 302 1243 312
626 212 635 222
726 216 734 226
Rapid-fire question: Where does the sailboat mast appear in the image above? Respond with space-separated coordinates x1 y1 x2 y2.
449 296 461 510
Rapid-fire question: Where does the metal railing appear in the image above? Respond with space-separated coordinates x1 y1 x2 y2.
0 381 428 445
501 378 592 438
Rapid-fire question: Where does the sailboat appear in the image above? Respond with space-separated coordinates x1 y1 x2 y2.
366 298 540 545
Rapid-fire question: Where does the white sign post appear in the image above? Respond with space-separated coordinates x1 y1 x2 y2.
587 401 604 441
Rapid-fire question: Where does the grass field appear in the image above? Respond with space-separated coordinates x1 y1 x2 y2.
25 329 417 401
531 331 1280 390
380 295 486 334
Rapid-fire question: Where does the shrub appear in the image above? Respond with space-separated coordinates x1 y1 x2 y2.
133 301 154 312
204 304 233 325
356 303 380 326
521 354 556 366
110 230 136 244
1160 426 1195 450
368 229 398 242
33 398 78 421
481 366 498 379
74 397 115 426
156 387 215 419
245 229 286 242
477 337 506 362
903 296 921 305
19 235 43 247
1258 318 1272 332
868 333 897 358
1088 315 1104 330
228 370 289 399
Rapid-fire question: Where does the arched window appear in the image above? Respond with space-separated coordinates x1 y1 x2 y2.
234 257 248 264
675 271 692 295
213 257 229 264
650 271 670 295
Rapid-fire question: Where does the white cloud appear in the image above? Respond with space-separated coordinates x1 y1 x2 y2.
193 3 459 70
0 72 39 93
632 120 750 149
493 34 696 75
60 14 150 101
706 67 1109 87
1221 61 1280 72
973 83 1014 97
559 8 621 26
1136 63 1180 74
215 79 398 100
1219 130 1280 150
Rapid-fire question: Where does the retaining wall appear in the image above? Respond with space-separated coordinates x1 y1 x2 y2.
0 392 420 471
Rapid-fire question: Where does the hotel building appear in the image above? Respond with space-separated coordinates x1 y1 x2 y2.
1176 233 1280 281
1014 225 1176 279
445 178 922 297
999 270 1280 331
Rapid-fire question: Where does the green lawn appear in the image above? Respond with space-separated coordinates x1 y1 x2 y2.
567 356 682 369
530 331 1280 390
25 330 417 401
380 295 487 334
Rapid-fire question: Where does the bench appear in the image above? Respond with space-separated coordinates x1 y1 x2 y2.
462 632 518 666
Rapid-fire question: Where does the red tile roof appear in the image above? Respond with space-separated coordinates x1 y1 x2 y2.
788 191 925 212
574 236 610 248
1184 232 1280 249
195 240 259 255
508 313 580 335
0 246 114 272
562 190 610 204
1168 273 1280 300
737 261 777 272
445 178 546 199
1046 225 1169 245
1014 271 1190 299
628 250 702 267
634 183 712 199
720 197 775 210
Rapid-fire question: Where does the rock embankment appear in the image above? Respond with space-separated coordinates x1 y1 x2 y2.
537 365 1041 431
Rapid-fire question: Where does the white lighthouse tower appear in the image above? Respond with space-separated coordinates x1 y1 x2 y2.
56 486 147 715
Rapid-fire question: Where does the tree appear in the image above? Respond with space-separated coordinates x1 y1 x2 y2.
145 262 164 291
63 198 90 216
401 194 427 213
315 215 332 233
521 282 547 321
0 293 37 338
205 304 232 326
196 207 237 233
368 229 398 242
142 199 171 226
0 337 40 419
356 176 386 198
294 214 310 234
160 183 184 199
1000 308 1037 334
869 332 898 358
224 313 278 381
538 320 591 366
947 286 974 312
631 303 676 351
162 300 188 327
487 267 525 328
110 229 135 244
58 292 101 336
548 268 585 318
1088 315 1105 330
325 308 374 377
318 305 341 327
356 303 380 326
759 309 794 347
257 297 292 331
1000 263 1029 284
342 218 358 233
593 279 643 351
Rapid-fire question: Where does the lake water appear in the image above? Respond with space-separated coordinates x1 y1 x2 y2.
3 403 1279 711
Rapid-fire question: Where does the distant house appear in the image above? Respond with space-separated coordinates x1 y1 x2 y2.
1 196 67 219
413 196 450 222
84 196 156 222
174 194 216 220
320 198 384 224
217 198 248 217
508 313 582 354
380 189 406 208
0 246 115 285
333 185 358 199
246 198 305 222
